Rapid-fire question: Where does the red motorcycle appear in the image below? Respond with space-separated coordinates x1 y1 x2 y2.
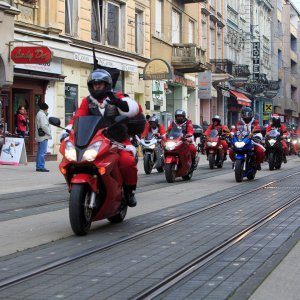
204 129 225 169
162 127 197 183
49 115 129 236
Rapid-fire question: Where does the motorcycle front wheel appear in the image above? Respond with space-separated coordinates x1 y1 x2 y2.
165 163 176 183
208 153 215 169
143 154 153 175
235 160 244 182
69 183 93 236
268 152 275 170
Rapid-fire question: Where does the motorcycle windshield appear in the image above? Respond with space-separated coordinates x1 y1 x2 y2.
167 127 183 140
208 129 219 138
146 132 154 140
74 115 106 147
268 129 279 138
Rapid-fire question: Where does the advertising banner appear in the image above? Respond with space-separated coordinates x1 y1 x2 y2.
198 72 212 99
0 137 27 165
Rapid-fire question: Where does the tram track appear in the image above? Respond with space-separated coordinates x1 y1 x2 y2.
0 170 299 292
0 164 231 216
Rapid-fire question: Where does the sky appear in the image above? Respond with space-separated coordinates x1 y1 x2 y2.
292 1 300 12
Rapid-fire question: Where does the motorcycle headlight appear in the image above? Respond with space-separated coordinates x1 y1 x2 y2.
82 141 102 162
65 141 77 161
148 144 156 149
292 140 297 145
234 142 245 148
287 138 291 142
268 139 276 146
165 141 176 150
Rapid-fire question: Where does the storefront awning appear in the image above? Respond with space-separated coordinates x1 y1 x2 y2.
229 90 251 107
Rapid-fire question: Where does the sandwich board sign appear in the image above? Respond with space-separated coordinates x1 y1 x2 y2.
0 137 27 165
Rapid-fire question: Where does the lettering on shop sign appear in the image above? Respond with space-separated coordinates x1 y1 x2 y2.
252 42 260 80
11 47 52 64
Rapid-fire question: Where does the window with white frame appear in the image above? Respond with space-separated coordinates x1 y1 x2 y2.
155 0 163 37
91 0 123 48
188 20 194 43
202 20 207 50
135 9 144 54
172 9 181 43
65 0 78 36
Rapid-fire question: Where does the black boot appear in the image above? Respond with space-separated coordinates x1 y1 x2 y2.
257 163 261 171
283 154 287 163
123 185 137 207
223 153 227 161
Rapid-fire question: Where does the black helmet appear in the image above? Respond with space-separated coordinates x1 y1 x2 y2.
241 107 253 124
271 114 281 127
149 116 159 129
175 109 186 124
212 115 221 125
87 69 112 100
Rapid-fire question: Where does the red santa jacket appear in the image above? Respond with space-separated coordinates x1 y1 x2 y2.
168 119 194 135
204 124 228 136
141 122 166 138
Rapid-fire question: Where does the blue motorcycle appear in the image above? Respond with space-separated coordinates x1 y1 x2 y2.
231 127 257 182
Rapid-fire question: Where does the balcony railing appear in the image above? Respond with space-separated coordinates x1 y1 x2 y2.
171 43 206 73
179 0 206 3
210 59 233 74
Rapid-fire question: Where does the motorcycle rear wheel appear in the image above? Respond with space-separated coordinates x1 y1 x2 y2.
208 153 215 169
165 163 176 183
69 184 92 236
144 154 153 175
268 152 275 171
107 204 127 223
235 160 244 183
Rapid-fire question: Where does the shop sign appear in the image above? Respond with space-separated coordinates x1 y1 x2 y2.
252 42 260 80
142 59 173 80
152 80 165 106
15 57 62 74
198 72 212 99
11 46 52 64
0 137 27 165
222 90 230 97
173 75 195 88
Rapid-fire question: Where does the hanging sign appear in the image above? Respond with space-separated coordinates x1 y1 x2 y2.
11 46 52 64
0 137 27 165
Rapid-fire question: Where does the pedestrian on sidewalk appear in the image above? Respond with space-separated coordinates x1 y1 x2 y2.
35 102 51 172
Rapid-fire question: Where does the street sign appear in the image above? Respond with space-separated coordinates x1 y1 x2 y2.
264 104 273 113
222 90 230 97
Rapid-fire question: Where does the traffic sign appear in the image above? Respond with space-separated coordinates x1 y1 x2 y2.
264 104 273 113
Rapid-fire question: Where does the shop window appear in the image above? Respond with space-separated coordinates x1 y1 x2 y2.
114 71 124 93
91 0 124 48
65 84 78 126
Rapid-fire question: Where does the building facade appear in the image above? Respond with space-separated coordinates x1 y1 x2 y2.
1 0 151 160
148 0 207 127
271 0 300 125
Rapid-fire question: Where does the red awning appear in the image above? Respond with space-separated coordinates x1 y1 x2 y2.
229 90 251 107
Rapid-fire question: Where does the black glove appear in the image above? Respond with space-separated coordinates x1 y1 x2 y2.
106 92 129 112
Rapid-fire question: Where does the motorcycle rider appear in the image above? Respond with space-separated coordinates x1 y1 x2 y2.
168 109 197 168
204 115 229 160
266 114 288 163
62 69 140 207
142 116 166 139
229 107 265 170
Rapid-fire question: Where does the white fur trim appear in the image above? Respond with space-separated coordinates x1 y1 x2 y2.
117 97 139 118
124 145 137 157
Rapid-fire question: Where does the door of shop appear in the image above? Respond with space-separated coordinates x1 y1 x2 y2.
10 77 47 160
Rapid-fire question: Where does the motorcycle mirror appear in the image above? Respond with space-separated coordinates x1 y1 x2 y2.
49 117 61 127
49 117 71 133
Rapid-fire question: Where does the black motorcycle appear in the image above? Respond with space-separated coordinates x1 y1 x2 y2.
265 129 283 170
